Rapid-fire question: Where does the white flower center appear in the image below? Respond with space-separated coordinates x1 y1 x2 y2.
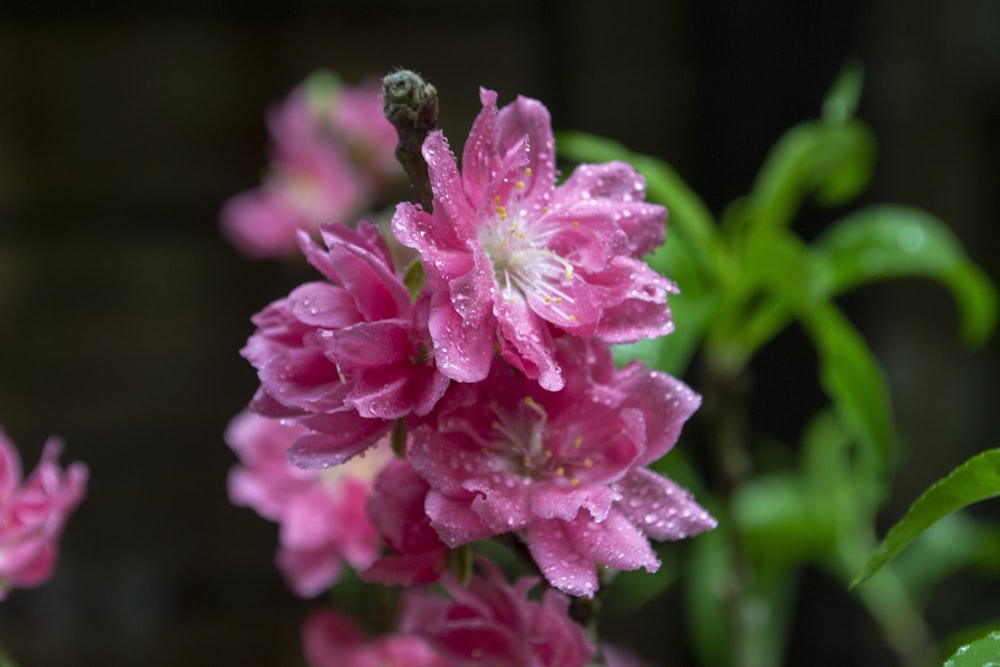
479 173 579 324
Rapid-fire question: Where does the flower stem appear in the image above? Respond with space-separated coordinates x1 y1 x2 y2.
382 69 438 212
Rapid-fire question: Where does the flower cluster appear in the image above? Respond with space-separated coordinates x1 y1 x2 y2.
221 73 403 258
232 82 714 666
0 429 87 599
303 561 653 667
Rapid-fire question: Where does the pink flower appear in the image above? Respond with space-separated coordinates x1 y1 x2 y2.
399 561 594 667
407 338 714 596
0 429 86 599
360 459 449 586
222 74 402 258
221 143 366 258
330 80 402 188
226 411 390 597
242 220 449 468
303 608 444 667
392 88 675 390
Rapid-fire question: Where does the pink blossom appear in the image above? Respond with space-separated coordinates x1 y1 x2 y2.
221 143 365 258
407 338 714 596
226 411 390 597
0 429 86 599
242 220 449 468
392 88 675 390
222 74 402 258
399 561 594 667
303 608 444 667
360 459 449 586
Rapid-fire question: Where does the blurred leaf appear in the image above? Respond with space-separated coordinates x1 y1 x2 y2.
822 59 864 123
943 630 1000 667
852 448 1000 588
685 529 731 667
731 472 835 566
605 547 680 614
893 512 1000 602
801 303 895 472
741 119 876 233
817 204 998 346
743 229 834 307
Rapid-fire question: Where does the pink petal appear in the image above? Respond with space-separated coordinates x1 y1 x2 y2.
287 282 361 328
460 88 501 207
424 491 494 547
427 290 495 384
494 296 563 391
566 508 659 573
614 468 716 540
320 319 410 371
422 131 476 235
528 484 619 523
287 416 390 469
524 520 599 597
556 162 666 257
587 256 678 343
496 94 557 211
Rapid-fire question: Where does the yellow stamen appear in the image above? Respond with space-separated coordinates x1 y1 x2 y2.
584 458 593 468
515 180 525 189
524 167 532 176
555 466 565 476
496 205 508 221
574 436 583 448
572 220 579 228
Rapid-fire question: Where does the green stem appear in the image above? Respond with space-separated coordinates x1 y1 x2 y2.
699 353 772 667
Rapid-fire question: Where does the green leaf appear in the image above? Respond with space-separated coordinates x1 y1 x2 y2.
943 630 1000 667
801 303 896 472
851 448 1000 588
731 472 835 567
822 59 864 122
741 119 876 233
743 229 834 308
817 205 998 346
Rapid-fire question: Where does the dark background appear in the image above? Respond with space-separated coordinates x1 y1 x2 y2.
0 1 998 665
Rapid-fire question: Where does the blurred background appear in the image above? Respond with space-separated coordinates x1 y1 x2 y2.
0 1 998 665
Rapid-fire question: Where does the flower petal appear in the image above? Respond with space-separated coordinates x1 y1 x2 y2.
613 468 716 540
524 520 599 597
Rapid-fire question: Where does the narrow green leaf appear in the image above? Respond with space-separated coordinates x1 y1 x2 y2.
742 119 876 233
851 448 1000 588
822 59 864 123
816 205 998 346
943 630 1000 667
801 303 895 471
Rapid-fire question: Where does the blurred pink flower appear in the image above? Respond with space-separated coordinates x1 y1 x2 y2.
407 337 714 596
392 88 675 390
222 74 402 258
0 429 86 599
303 608 444 667
242 221 449 469
226 411 390 597
400 561 594 667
